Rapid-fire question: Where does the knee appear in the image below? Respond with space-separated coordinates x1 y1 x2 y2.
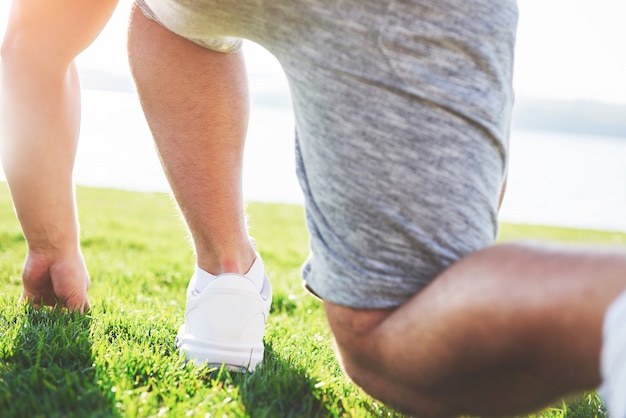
324 302 451 417
334 335 452 418
323 301 389 369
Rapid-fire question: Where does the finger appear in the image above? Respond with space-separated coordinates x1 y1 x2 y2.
62 291 91 313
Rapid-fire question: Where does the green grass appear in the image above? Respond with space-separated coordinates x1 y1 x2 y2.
0 182 623 417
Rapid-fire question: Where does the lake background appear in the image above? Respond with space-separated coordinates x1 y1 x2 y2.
2 78 624 232
0 1 625 232
73 88 626 233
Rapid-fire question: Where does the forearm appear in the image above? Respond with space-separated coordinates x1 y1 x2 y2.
1 55 81 253
0 0 118 253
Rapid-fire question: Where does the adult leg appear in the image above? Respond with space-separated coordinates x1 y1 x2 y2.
127 5 255 276
0 0 118 311
326 243 626 417
128 4 272 371
252 1 624 414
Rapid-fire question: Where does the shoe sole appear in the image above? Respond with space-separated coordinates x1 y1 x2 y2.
176 327 264 372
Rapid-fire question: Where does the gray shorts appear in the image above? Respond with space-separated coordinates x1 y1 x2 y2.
137 0 518 309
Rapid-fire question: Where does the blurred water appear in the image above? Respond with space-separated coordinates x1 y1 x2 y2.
501 130 626 231
72 88 302 205
1 87 625 232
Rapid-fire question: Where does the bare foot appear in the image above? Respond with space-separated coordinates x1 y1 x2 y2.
20 250 91 313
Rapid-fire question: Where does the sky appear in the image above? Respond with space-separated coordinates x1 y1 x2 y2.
514 0 626 103
0 0 625 104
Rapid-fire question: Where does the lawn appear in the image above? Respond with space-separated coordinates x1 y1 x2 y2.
0 183 623 417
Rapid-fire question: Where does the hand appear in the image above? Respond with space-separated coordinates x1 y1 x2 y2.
20 249 91 313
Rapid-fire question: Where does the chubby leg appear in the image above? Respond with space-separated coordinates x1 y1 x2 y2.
0 0 118 311
127 5 255 275
326 242 626 417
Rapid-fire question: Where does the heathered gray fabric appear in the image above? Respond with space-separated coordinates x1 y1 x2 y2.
138 0 519 309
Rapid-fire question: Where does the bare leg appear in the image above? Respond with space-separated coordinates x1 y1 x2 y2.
326 242 626 417
128 6 255 275
0 0 118 311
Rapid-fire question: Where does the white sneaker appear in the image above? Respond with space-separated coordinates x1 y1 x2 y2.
601 288 626 418
176 272 272 372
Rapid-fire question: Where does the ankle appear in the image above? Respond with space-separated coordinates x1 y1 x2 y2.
195 238 257 276
192 255 265 294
